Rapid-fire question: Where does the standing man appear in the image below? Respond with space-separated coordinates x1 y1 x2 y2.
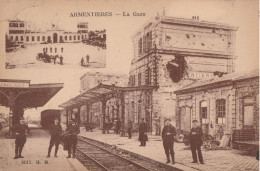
138 118 147 146
60 55 63 65
47 117 62 158
162 118 176 164
127 120 133 139
13 117 30 159
66 120 80 158
190 120 204 164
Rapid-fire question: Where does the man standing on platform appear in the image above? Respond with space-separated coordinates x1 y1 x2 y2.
162 118 176 164
190 120 204 164
47 117 62 158
13 117 30 159
127 120 133 139
66 120 80 158
138 118 147 146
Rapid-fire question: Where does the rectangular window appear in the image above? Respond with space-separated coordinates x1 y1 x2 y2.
138 73 142 86
26 36 29 41
42 36 45 41
32 36 34 41
78 35 80 40
201 107 207 118
21 36 23 41
74 36 76 40
37 36 40 41
138 38 142 54
65 36 67 41
69 36 72 40
19 23 24 27
216 99 226 124
15 36 18 41
10 36 13 40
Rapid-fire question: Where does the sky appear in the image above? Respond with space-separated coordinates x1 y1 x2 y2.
0 0 258 119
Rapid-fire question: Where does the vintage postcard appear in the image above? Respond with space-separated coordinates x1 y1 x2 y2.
0 0 259 171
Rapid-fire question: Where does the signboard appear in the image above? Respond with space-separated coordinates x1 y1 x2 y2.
187 72 214 79
0 82 29 88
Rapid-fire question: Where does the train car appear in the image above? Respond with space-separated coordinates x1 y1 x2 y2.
40 109 60 129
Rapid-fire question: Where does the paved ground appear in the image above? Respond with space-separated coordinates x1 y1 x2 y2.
0 126 87 171
6 43 106 69
80 128 259 171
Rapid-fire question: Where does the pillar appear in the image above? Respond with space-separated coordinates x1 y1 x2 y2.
101 98 107 134
86 103 89 122
7 91 16 136
120 91 125 129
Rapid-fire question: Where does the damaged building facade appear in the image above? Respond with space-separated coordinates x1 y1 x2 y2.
127 15 237 134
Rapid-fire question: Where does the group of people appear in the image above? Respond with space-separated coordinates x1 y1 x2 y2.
80 55 90 67
135 118 204 165
13 117 80 159
47 118 80 158
161 119 204 164
13 116 204 165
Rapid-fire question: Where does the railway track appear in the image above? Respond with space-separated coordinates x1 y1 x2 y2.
76 136 182 171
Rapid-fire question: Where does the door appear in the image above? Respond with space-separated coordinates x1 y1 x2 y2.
180 107 192 132
243 105 254 126
53 33 58 43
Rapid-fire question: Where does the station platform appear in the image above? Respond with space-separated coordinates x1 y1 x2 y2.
0 126 87 171
79 127 259 171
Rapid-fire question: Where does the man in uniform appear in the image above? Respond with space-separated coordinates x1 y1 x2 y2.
47 117 62 158
66 120 80 158
13 117 30 159
138 118 147 146
190 120 204 164
127 120 133 139
162 118 176 164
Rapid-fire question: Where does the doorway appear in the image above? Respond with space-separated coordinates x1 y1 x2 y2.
53 33 58 43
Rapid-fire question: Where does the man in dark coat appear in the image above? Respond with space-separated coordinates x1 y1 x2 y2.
13 117 30 159
127 120 133 139
47 118 62 158
66 120 80 158
162 118 176 164
138 118 147 146
190 120 204 164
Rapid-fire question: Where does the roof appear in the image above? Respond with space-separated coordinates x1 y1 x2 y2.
175 69 259 94
59 83 155 108
0 79 63 108
132 15 238 38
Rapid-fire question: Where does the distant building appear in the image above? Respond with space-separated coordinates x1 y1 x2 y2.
80 71 128 93
77 72 128 126
174 70 259 141
7 20 88 44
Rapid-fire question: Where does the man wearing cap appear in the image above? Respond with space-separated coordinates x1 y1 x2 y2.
65 120 80 158
47 117 62 158
190 120 204 164
162 118 176 164
13 117 30 159
138 118 148 146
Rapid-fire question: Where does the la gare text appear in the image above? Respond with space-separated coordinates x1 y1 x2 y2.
69 12 145 17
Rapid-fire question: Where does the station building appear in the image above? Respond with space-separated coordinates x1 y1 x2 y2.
7 20 88 44
60 15 239 135
127 15 237 133
174 70 259 141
